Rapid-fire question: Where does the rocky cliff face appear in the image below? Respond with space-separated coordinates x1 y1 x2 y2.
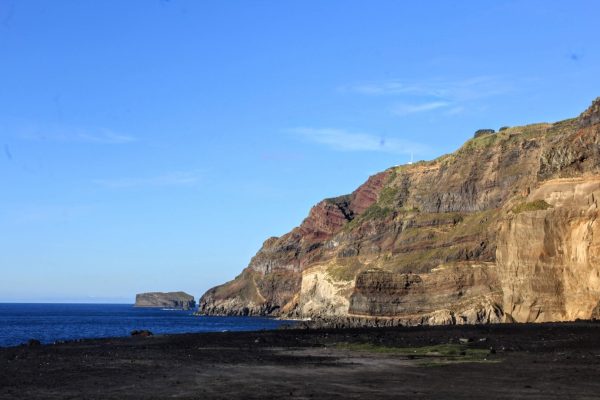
199 98 600 325
199 172 389 316
135 292 196 310
497 179 600 322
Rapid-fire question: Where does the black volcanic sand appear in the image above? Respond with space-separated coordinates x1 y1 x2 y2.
2 322 600 399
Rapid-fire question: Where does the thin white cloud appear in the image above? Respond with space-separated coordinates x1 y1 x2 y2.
391 101 450 116
74 131 136 144
348 82 424 96
344 76 511 101
290 127 428 155
93 171 202 189
16 125 137 144
444 106 466 116
342 76 513 116
10 204 94 224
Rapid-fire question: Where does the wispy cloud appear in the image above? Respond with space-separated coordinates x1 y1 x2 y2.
444 106 466 116
72 131 136 144
342 76 512 116
290 127 428 155
344 76 511 100
10 204 94 224
93 171 202 189
391 101 451 116
348 81 425 96
16 125 137 144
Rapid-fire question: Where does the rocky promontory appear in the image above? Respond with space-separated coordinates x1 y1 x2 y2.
134 292 196 310
199 97 600 326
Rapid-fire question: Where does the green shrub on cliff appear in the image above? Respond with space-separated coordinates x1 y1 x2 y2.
511 199 552 214
460 133 499 153
378 186 399 207
361 204 393 220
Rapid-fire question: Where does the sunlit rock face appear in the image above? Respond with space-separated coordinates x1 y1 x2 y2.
497 179 600 322
199 98 600 325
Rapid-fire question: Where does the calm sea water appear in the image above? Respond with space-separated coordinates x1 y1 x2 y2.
0 303 288 347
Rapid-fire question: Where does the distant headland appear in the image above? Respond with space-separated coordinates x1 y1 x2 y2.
134 292 196 310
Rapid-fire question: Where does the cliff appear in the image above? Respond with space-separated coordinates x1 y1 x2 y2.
135 292 196 310
199 97 600 325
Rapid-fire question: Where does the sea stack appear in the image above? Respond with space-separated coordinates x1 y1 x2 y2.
134 292 196 310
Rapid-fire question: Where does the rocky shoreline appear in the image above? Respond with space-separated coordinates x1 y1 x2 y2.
281 310 503 329
2 321 600 399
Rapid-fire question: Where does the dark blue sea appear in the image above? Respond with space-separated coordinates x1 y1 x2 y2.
0 303 288 347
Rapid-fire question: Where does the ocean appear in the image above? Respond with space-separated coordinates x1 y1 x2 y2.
0 303 289 347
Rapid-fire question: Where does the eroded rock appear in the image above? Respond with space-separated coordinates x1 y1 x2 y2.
199 97 600 327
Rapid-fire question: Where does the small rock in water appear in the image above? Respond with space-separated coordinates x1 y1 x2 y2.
131 330 153 337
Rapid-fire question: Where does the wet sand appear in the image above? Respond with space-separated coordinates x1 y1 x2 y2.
1 321 600 399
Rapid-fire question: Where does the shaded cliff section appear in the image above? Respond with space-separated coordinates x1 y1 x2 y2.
135 292 196 310
200 98 600 325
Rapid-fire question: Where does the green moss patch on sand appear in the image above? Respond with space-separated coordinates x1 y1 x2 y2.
335 342 496 366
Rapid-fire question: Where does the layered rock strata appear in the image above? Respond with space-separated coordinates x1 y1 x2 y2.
200 98 600 325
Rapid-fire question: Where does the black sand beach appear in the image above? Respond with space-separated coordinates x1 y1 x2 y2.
2 322 600 399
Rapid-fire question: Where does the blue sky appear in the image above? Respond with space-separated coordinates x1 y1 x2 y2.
1 0 599 302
